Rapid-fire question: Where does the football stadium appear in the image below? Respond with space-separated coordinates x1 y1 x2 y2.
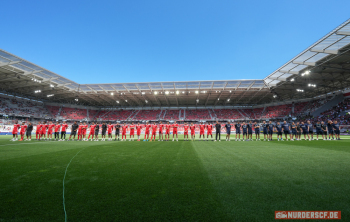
1 2 350 221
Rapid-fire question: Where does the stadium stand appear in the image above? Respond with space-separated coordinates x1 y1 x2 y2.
293 101 309 116
239 109 253 119
318 98 350 124
163 110 179 120
297 98 350 125
242 108 265 119
88 109 100 120
2 93 350 125
59 107 87 120
185 109 211 120
261 104 292 118
133 110 161 121
213 109 243 119
93 110 109 120
46 106 60 118
252 108 264 119
301 97 333 115
0 94 51 118
95 110 135 121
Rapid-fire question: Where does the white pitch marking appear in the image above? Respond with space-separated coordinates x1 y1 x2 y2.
62 147 88 222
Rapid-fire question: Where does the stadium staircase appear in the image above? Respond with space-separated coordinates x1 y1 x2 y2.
178 109 185 120
183 109 186 119
208 109 213 119
213 109 218 119
87 109 89 120
99 110 112 119
58 106 62 117
312 94 344 117
46 106 56 118
159 110 163 119
299 100 312 115
162 110 167 119
92 110 101 120
209 109 216 119
238 109 248 118
260 106 266 117
46 105 61 119
131 110 140 120
127 110 136 120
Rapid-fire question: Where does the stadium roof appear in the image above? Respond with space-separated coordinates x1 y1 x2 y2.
1 19 350 107
265 18 350 101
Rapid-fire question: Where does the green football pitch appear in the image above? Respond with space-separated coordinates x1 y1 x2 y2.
0 135 349 221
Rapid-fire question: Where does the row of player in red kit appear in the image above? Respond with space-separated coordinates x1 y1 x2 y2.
79 123 182 135
12 122 213 136
105 123 213 136
35 122 68 137
12 122 68 136
12 123 27 135
72 123 182 141
77 123 89 135
120 123 180 135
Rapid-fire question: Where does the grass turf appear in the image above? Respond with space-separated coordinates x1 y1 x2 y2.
0 135 349 221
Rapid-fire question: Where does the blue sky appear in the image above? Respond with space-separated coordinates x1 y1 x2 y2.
1 0 350 84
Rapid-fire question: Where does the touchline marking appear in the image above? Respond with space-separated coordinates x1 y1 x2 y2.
63 147 87 222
